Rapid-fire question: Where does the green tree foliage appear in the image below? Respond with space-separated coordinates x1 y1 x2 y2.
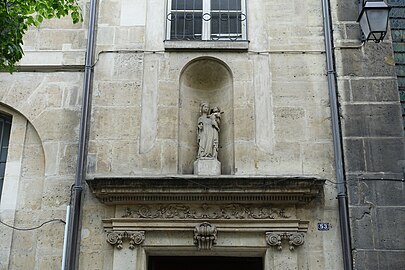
0 0 82 72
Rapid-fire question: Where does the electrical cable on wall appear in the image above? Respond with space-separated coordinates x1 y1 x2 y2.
0 218 65 231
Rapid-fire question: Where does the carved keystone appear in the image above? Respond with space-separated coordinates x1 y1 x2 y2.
106 231 145 249
266 232 305 251
193 222 217 250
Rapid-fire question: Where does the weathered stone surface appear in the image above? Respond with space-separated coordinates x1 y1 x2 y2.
347 176 360 206
351 79 399 102
343 139 366 172
375 207 405 250
344 23 361 40
364 138 405 172
336 0 358 22
91 107 140 140
378 251 405 270
374 181 405 206
338 43 396 77
139 54 159 154
234 105 255 141
352 250 379 270
253 54 274 153
193 159 221 176
301 142 334 176
342 104 403 137
274 107 306 142
349 206 376 249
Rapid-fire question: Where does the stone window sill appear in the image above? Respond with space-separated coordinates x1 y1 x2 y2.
164 40 249 51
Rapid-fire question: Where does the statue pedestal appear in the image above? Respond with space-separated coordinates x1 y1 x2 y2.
194 159 221 176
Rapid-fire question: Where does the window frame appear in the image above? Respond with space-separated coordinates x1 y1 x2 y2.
165 0 247 42
0 113 12 199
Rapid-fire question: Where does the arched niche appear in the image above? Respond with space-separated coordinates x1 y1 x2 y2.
178 57 234 175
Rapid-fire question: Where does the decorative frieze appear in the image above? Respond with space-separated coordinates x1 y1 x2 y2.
122 204 290 220
266 232 305 251
194 222 217 250
87 176 325 205
106 231 145 249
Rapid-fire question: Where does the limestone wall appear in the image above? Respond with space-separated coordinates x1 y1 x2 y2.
0 0 346 269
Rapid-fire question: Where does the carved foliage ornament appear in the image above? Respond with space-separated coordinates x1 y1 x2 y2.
106 231 145 249
266 232 305 251
122 204 290 220
194 222 217 250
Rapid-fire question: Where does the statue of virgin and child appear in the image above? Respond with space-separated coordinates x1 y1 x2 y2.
197 102 222 160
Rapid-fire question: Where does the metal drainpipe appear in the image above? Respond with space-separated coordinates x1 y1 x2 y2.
321 0 353 270
63 0 98 269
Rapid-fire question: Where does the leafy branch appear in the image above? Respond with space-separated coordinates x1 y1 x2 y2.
0 0 82 73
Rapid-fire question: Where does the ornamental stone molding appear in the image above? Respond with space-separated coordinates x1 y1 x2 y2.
194 222 217 250
86 176 325 205
122 204 290 220
106 231 145 250
266 232 305 251
102 218 309 250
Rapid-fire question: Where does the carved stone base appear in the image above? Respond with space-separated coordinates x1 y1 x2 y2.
194 159 221 176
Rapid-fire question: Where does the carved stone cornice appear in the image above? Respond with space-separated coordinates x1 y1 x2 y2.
194 222 217 250
266 232 305 251
86 175 325 205
106 231 145 249
122 204 290 220
103 218 309 234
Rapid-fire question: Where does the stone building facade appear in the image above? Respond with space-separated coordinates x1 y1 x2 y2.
0 0 403 270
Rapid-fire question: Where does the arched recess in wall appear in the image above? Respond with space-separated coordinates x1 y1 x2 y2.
0 103 45 211
0 103 51 177
178 57 235 175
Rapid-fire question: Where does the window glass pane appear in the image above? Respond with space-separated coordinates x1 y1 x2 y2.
0 163 5 176
188 0 202 10
211 14 220 34
211 0 219 10
210 12 241 39
0 120 3 146
0 114 11 199
172 0 202 10
229 13 241 33
211 0 241 10
2 121 10 146
171 12 202 40
0 146 8 163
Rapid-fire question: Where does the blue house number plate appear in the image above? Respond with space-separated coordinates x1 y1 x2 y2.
317 223 330 231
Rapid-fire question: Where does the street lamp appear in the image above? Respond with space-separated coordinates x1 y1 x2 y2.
357 0 391 42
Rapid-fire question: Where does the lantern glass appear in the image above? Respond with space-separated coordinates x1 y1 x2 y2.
357 1 391 42
367 9 389 32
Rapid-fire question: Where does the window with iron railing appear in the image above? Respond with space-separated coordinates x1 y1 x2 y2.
166 0 247 41
0 114 11 200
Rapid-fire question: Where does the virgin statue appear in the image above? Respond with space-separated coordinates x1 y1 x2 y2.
197 103 221 159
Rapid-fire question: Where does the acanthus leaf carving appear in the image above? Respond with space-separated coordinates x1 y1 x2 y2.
106 231 145 250
122 204 290 220
193 222 217 250
266 232 305 251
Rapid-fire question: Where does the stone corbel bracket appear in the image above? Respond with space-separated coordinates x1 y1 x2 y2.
193 222 217 250
266 232 305 251
106 231 145 249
